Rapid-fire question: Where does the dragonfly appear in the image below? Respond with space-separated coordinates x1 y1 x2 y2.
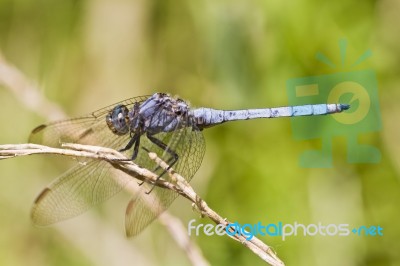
29 92 350 237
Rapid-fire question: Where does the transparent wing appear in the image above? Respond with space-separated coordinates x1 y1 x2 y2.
29 95 150 148
29 95 150 225
124 117 205 237
31 160 134 225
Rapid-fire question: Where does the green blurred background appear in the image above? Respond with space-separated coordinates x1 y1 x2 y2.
0 0 399 265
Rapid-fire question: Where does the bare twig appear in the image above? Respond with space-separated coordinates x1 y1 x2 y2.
147 152 284 266
0 143 284 266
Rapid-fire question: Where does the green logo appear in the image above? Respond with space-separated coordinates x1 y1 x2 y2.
287 39 381 168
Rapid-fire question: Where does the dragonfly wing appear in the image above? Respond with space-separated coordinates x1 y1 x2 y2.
125 184 178 237
29 96 153 225
124 123 205 236
31 160 136 225
171 126 205 182
29 116 106 148
28 95 151 149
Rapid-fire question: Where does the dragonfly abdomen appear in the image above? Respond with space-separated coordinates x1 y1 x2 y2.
192 103 350 129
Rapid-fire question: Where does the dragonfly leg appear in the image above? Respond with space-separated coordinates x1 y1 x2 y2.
115 133 141 162
119 133 139 152
144 133 179 194
131 134 141 160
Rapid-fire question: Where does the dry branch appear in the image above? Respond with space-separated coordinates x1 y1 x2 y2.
0 143 284 266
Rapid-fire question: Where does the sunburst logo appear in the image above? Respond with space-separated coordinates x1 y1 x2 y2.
287 39 381 168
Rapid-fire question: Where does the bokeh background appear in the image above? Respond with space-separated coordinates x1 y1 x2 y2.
1 0 399 265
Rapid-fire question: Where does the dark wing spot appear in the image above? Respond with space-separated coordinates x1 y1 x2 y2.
33 187 51 205
31 124 47 134
78 128 94 140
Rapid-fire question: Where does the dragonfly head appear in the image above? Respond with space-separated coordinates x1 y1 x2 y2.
106 104 130 135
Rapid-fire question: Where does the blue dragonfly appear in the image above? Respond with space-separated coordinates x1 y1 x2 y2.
29 92 349 236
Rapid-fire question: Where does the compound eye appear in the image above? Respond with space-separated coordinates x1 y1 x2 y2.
106 105 129 135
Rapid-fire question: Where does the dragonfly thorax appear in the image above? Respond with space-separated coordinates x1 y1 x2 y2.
134 93 192 134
